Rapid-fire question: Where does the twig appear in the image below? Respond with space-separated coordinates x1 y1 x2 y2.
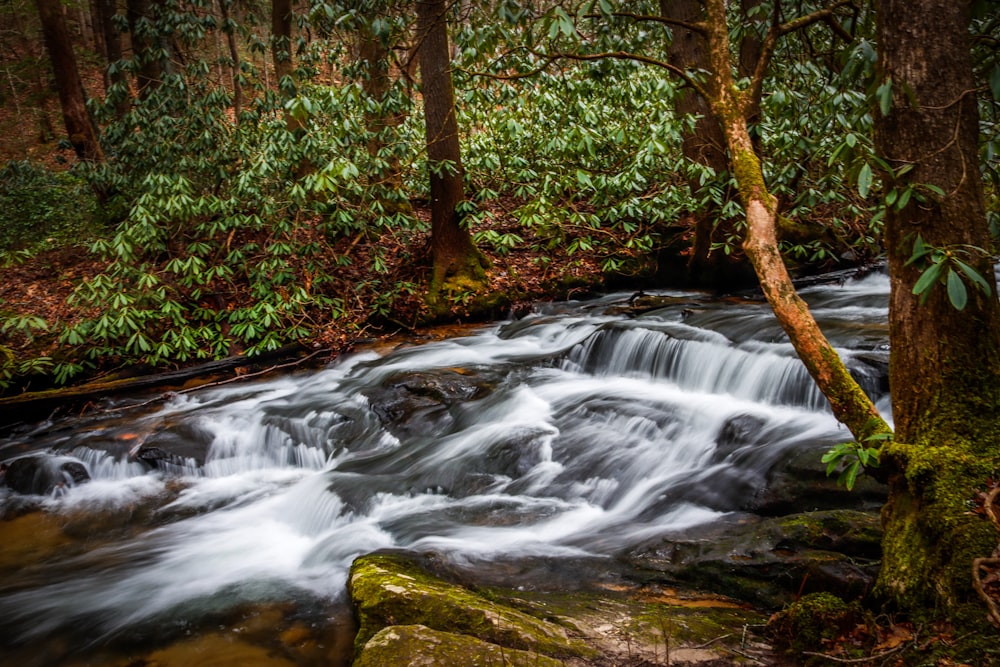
801 642 907 663
691 633 732 649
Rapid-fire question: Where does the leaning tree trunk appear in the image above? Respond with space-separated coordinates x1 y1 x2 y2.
34 0 104 162
874 0 1000 626
415 0 486 301
701 0 889 443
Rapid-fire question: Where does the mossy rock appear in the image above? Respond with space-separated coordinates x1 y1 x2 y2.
625 510 882 608
767 592 866 664
353 624 564 667
347 552 594 659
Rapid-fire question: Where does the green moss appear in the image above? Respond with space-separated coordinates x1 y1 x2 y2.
768 592 865 664
347 553 595 659
877 434 1000 657
353 625 564 667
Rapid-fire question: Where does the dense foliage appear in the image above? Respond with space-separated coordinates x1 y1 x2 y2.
0 0 996 391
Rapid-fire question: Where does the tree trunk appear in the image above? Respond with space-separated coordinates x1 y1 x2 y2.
415 0 486 299
219 0 242 121
662 0 754 289
701 0 888 443
271 0 302 133
127 0 172 97
95 0 130 117
271 0 293 88
874 0 1000 626
34 0 104 162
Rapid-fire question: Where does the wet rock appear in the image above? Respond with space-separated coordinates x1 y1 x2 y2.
624 509 882 609
714 413 767 460
1 454 89 495
354 624 565 667
363 370 494 439
347 552 595 660
750 445 887 515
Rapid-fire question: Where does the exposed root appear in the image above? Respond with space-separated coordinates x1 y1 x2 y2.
973 484 1000 628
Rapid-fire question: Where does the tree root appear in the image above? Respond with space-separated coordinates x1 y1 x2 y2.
973 485 1000 628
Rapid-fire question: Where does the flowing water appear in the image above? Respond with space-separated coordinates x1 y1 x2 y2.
0 271 891 665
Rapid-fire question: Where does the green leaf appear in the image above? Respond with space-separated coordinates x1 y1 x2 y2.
857 163 873 198
839 460 861 491
906 235 930 266
876 78 893 116
946 268 968 310
912 261 945 297
991 64 1000 101
953 258 993 295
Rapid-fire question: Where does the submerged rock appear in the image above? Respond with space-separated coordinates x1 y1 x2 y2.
624 509 882 609
1 454 89 495
363 370 494 438
353 624 565 667
347 552 594 660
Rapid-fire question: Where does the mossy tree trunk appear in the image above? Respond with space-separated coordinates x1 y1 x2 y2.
874 0 1000 629
34 0 104 162
415 0 487 301
699 0 889 444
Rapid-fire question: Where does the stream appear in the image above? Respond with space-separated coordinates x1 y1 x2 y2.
0 270 891 665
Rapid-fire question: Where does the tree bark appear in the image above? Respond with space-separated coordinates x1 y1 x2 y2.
415 0 486 299
34 0 104 162
271 0 293 87
701 0 888 443
127 0 172 97
874 0 1000 624
662 0 754 289
95 0 130 117
219 0 242 121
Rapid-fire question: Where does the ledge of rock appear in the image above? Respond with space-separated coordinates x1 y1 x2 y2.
347 551 776 665
624 509 882 609
347 552 595 661
353 624 565 667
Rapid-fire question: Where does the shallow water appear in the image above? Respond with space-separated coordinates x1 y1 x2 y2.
0 271 891 665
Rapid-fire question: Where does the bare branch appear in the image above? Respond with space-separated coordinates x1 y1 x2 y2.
746 0 856 116
542 49 710 100
777 0 856 37
582 11 706 35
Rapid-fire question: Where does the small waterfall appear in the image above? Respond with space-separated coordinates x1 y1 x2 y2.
562 324 830 409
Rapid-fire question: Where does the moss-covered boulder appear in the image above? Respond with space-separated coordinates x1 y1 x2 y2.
625 509 882 608
347 552 594 659
353 624 565 667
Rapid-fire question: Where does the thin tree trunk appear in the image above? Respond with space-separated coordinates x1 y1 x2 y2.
271 0 300 132
34 0 104 161
874 0 1000 622
415 0 486 299
127 0 162 96
271 0 293 87
219 0 241 121
95 0 130 116
701 0 888 443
